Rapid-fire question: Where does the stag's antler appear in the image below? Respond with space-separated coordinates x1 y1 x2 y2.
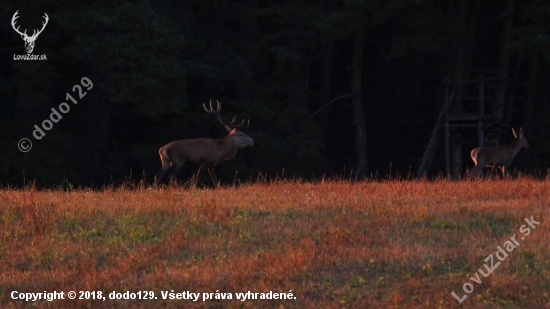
11 11 27 37
11 11 48 39
203 100 250 130
32 12 49 39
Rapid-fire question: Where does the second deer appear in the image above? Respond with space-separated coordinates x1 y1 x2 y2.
469 128 529 178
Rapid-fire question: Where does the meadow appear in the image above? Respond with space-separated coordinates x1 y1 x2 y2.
0 178 548 308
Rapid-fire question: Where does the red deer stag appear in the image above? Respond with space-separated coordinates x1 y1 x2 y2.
154 101 254 186
469 128 529 178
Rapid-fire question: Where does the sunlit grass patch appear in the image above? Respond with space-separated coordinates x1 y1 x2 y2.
0 178 548 308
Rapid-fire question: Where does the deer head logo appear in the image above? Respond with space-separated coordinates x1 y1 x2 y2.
11 11 49 54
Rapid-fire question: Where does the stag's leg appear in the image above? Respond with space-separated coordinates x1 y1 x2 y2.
468 166 475 178
473 156 491 178
155 146 172 185
207 167 219 187
469 168 477 179
155 168 170 185
164 149 185 183
489 164 496 177
500 164 511 179
193 164 205 187
474 167 482 178
469 164 483 178
167 162 184 183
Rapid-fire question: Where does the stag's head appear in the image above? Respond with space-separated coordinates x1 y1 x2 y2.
229 128 255 148
11 11 49 54
204 100 254 148
512 128 529 148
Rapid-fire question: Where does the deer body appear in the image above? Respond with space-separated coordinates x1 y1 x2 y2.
470 128 528 177
154 101 254 186
163 137 237 166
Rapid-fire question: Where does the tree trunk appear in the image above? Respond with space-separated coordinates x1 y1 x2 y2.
451 131 463 178
493 0 515 142
504 56 522 126
523 51 539 135
318 41 334 123
238 13 257 103
350 24 368 179
87 65 113 187
520 51 539 170
449 0 480 178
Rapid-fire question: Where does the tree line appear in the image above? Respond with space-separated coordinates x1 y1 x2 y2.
0 0 549 187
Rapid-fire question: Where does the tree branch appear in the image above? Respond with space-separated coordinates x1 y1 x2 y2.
308 93 353 119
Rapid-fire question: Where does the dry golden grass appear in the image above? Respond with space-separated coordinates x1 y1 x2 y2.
0 178 549 308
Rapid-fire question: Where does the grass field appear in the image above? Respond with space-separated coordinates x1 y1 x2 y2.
0 178 549 308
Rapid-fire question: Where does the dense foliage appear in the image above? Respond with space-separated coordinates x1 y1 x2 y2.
1 0 549 186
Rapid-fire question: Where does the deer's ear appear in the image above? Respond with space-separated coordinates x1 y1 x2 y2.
511 128 517 138
519 128 523 137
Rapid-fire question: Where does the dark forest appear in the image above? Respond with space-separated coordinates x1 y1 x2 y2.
1 0 549 187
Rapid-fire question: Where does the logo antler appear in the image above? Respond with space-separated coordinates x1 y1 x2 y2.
11 10 49 54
